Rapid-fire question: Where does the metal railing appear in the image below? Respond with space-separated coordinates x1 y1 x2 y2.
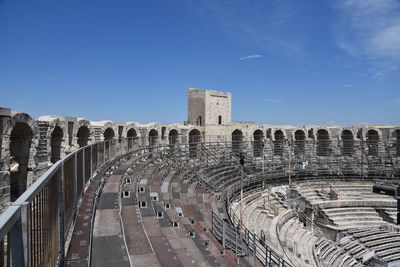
0 138 399 267
0 138 141 267
212 211 292 266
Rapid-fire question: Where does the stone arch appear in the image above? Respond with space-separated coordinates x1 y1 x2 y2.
4 112 38 202
389 127 400 139
76 119 92 146
189 129 201 157
168 129 179 146
274 130 285 156
253 129 264 157
103 127 115 141
149 129 158 147
272 129 287 140
9 122 33 201
363 127 382 140
232 129 243 154
316 129 331 156
338 128 356 140
294 129 306 154
366 129 379 156
127 128 137 151
103 127 115 157
50 126 63 163
77 126 90 148
341 130 354 156
4 112 38 138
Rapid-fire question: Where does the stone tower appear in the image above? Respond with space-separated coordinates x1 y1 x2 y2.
187 88 231 126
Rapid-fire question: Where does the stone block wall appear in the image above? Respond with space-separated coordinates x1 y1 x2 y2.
0 88 399 211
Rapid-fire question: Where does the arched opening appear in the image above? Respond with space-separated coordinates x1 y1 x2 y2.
104 128 115 141
189 129 201 157
366 129 379 156
316 129 330 156
197 116 202 126
169 129 179 146
294 130 306 154
274 130 284 156
10 122 33 201
396 130 400 156
232 129 243 154
253 130 264 157
77 126 90 148
218 116 222 125
104 128 115 158
50 126 63 163
341 130 354 156
149 129 158 147
127 128 137 151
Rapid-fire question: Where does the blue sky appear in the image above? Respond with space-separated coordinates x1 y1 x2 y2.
0 0 399 125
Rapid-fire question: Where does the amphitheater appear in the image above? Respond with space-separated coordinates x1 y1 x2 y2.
1 88 400 267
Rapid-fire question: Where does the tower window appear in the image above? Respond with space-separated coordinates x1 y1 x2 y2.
218 116 222 125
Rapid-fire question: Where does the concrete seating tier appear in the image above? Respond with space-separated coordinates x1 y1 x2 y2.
72 144 399 267
340 228 400 264
295 182 394 206
277 216 319 266
314 239 361 267
383 208 398 224
83 147 268 267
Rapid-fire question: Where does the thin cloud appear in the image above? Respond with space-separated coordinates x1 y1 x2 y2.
371 65 399 78
239 55 263 61
343 83 354 88
334 0 400 62
264 98 284 102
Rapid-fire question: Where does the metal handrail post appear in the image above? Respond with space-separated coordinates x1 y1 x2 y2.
106 140 109 161
57 165 65 267
90 145 93 176
72 153 77 215
9 202 28 267
82 148 86 182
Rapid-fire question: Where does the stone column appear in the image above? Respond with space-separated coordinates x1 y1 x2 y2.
0 108 11 211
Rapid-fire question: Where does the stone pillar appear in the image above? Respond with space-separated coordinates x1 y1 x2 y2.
180 129 188 144
0 108 11 211
139 128 148 146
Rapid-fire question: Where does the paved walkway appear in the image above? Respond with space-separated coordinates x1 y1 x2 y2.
67 153 260 267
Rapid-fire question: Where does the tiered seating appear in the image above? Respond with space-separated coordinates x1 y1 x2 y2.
339 228 400 264
314 238 361 267
81 144 400 267
383 208 398 224
277 216 319 267
323 207 385 229
295 182 396 230
230 191 287 236
118 151 253 266
296 182 393 205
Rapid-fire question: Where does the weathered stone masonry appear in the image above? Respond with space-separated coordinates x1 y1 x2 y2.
1 88 399 211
